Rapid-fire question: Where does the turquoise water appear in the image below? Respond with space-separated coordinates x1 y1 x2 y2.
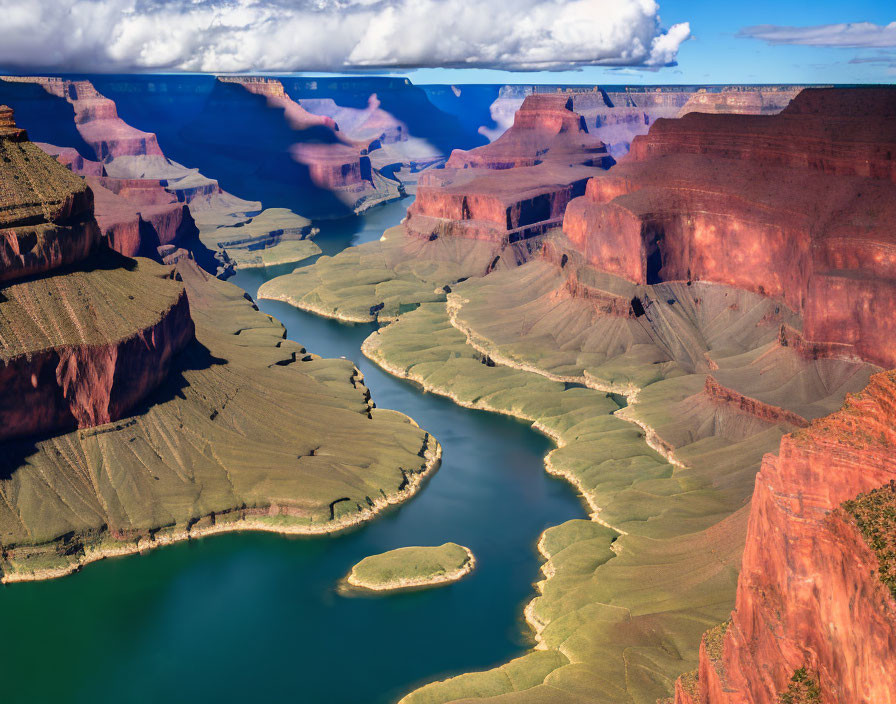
0 197 586 704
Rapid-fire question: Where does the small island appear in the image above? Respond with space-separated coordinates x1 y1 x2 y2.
346 543 476 593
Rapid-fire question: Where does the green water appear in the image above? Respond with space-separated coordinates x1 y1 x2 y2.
0 197 586 703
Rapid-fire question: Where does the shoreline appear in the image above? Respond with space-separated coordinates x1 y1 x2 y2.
258 288 399 325
2 434 441 585
344 545 476 593
445 294 687 469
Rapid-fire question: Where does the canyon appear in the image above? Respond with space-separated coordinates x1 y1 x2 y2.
0 76 893 704
0 106 436 580
259 85 895 704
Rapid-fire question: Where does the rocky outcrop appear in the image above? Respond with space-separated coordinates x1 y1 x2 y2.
86 176 195 257
564 88 896 368
675 371 896 704
677 88 802 117
0 108 99 282
446 94 613 170
704 376 809 429
1 77 163 161
0 115 195 441
405 95 613 246
406 165 595 244
0 254 194 440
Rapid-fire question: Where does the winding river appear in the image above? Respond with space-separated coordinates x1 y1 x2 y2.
0 197 586 704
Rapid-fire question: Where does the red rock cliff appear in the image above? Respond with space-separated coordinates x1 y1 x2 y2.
564 88 896 368
406 95 612 244
0 118 195 442
0 108 99 282
675 371 896 704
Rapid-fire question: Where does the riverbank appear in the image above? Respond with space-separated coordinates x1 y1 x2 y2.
2 435 440 585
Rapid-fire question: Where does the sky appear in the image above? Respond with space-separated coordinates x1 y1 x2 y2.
0 0 892 84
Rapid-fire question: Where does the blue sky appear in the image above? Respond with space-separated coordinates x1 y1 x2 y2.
0 1 892 84
401 0 896 85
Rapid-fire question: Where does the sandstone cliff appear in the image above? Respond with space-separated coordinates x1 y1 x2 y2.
564 88 896 368
405 94 613 248
675 371 896 704
0 107 99 282
677 87 802 117
0 109 194 441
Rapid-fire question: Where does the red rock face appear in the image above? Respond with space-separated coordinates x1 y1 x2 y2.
9 77 164 161
677 371 896 704
564 88 896 367
86 177 193 257
630 89 896 182
0 110 100 282
406 95 612 245
0 282 194 441
447 94 613 170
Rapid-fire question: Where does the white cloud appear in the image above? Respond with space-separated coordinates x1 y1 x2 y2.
0 0 690 73
738 22 896 48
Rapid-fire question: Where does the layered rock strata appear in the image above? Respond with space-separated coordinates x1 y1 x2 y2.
0 113 437 580
405 94 613 247
676 87 802 117
0 110 193 442
563 88 896 368
0 107 99 282
676 372 896 704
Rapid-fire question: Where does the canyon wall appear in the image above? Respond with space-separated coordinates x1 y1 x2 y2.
676 87 802 117
1 76 164 160
0 108 99 281
0 109 195 442
563 88 896 368
676 371 896 704
405 94 613 246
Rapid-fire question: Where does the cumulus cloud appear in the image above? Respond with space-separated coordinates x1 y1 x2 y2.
738 22 896 48
0 0 689 73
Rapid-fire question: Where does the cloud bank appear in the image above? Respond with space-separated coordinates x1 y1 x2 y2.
0 0 689 73
738 22 896 49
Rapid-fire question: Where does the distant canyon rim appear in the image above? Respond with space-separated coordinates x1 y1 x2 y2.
0 77 893 704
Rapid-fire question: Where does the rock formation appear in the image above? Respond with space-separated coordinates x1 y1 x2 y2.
1 76 163 160
0 77 317 272
405 94 613 247
563 88 896 368
677 87 802 117
675 371 896 704
0 107 99 282
0 109 437 581
0 107 193 441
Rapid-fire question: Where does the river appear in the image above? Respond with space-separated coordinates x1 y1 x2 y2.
0 196 586 704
